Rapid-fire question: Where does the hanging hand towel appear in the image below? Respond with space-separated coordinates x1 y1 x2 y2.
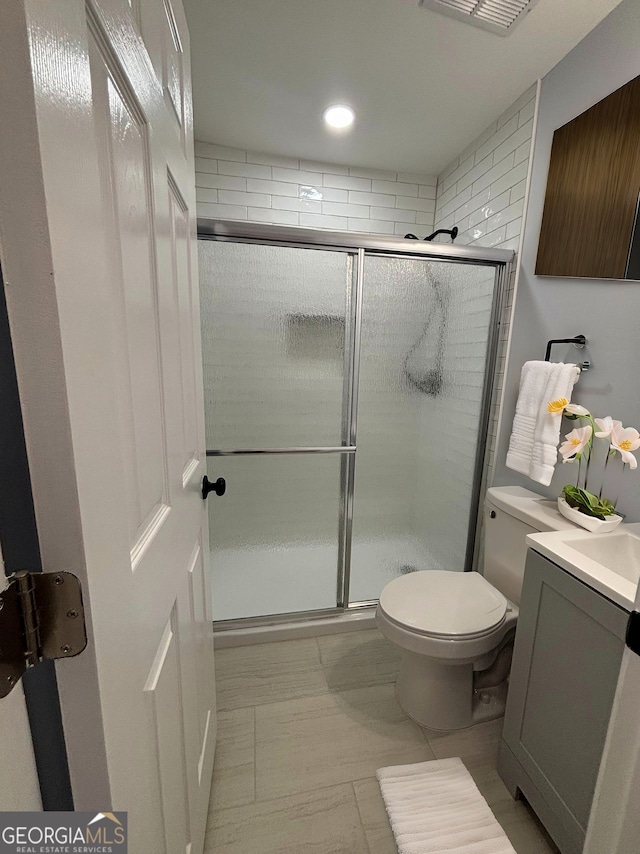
506 361 579 487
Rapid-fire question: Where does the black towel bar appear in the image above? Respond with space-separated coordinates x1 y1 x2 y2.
544 335 589 371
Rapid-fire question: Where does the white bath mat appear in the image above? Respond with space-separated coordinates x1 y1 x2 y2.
376 757 516 854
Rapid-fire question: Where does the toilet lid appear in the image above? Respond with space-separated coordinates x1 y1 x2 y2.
379 570 508 638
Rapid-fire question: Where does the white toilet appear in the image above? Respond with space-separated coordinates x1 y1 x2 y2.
376 485 574 731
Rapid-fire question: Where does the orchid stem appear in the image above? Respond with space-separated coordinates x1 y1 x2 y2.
611 457 624 510
599 448 610 500
584 414 595 492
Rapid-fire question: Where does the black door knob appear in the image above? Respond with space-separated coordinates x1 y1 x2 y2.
202 476 226 500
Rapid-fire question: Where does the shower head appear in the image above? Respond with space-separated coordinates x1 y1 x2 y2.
404 227 458 242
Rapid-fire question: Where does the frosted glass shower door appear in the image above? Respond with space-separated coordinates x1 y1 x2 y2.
348 255 497 603
198 240 354 620
199 241 351 449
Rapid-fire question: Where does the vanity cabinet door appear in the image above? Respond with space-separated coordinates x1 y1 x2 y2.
499 549 627 854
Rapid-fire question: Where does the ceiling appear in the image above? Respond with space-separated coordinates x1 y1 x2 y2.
184 0 623 175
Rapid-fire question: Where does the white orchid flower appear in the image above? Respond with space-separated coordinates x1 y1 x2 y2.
610 424 640 470
546 399 590 417
547 397 568 414
594 416 623 438
559 425 592 459
564 404 591 417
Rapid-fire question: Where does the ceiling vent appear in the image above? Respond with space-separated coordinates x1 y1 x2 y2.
418 0 539 36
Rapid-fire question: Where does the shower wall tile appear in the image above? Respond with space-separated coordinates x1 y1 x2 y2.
247 207 299 226
218 161 272 179
218 189 271 208
370 207 416 222
322 174 372 192
397 195 435 213
348 190 395 207
432 84 539 563
195 143 437 236
195 141 245 161
394 222 422 235
271 196 322 214
196 188 218 204
299 213 348 229
347 218 395 235
197 202 247 221
349 166 397 181
322 201 370 218
247 178 299 197
196 172 245 191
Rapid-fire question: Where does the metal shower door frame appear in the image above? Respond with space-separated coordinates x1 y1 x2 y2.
199 219 513 627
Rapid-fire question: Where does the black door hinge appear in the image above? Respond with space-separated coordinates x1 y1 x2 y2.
0 571 87 698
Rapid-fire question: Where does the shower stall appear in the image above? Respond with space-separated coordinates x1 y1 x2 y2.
198 220 513 625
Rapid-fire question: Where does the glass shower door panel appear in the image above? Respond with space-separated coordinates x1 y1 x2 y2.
207 454 342 620
349 256 496 603
199 241 352 449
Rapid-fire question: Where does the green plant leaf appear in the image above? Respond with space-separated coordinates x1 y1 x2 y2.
562 485 616 519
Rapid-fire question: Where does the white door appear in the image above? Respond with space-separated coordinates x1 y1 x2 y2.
0 687 40 811
0 1 215 852
0 548 40 811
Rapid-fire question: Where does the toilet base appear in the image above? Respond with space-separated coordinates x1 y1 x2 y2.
395 649 508 731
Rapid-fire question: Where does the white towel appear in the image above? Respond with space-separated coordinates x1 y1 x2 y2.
377 757 516 854
506 360 579 487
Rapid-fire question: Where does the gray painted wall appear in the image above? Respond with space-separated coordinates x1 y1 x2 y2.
494 0 640 521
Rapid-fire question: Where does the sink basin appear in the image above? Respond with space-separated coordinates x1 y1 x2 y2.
526 523 640 611
569 532 640 585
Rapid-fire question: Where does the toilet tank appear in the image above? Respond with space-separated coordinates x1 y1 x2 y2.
483 486 574 605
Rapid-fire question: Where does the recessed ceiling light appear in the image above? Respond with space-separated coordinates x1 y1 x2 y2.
323 104 355 130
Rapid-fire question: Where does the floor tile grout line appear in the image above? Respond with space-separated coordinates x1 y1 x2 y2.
218 673 401 715
214 775 383 816
251 754 435 807
351 780 374 854
252 705 257 804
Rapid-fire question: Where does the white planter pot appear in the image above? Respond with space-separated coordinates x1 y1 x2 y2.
557 496 623 533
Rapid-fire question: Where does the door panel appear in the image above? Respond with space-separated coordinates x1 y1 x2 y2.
162 0 185 136
144 612 191 854
168 181 200 476
0 1 215 851
349 256 496 601
93 46 170 551
208 454 343 619
199 241 353 449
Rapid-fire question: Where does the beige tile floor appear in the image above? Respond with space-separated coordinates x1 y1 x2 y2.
205 629 559 854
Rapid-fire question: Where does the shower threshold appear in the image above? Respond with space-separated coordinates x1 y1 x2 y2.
213 604 377 649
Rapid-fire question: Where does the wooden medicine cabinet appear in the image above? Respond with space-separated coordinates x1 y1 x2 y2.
536 75 640 280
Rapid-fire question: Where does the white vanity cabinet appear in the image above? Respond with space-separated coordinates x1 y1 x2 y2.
498 548 628 854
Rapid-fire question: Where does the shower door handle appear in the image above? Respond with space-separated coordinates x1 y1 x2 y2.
202 476 226 500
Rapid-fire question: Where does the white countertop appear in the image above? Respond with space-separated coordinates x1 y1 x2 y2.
527 523 640 612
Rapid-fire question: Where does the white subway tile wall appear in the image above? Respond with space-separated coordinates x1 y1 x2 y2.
433 85 536 253
195 142 437 236
432 84 538 545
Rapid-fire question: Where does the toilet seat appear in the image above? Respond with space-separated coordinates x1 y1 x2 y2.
378 570 508 639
